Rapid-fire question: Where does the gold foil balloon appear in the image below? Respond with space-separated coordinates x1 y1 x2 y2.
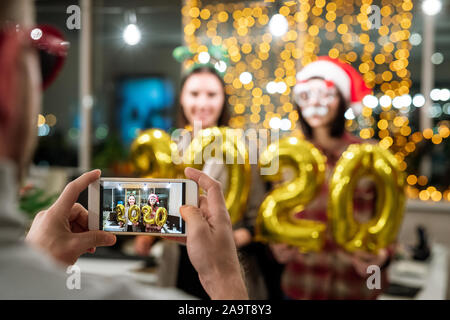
328 144 406 253
128 205 141 224
183 126 251 225
256 136 327 252
115 204 126 224
142 205 154 224
155 207 168 227
130 129 180 178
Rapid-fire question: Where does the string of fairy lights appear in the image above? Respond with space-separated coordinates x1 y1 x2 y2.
181 0 449 202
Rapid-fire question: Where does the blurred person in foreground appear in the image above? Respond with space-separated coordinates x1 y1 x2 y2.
0 0 247 300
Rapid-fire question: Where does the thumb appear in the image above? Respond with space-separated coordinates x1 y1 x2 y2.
179 205 208 232
180 205 203 223
75 230 116 251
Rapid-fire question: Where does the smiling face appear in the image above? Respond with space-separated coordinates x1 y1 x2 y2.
149 197 157 205
295 78 341 129
180 72 225 129
128 195 136 206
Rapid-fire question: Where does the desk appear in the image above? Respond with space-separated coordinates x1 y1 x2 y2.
379 243 448 300
75 258 158 285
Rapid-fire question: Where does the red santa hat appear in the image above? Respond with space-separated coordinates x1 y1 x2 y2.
0 23 68 116
31 25 69 90
294 56 371 114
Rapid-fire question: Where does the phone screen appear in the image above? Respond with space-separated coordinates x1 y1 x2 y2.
100 179 186 234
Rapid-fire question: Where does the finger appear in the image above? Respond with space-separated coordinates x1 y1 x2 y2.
352 257 370 276
179 205 203 222
185 167 224 205
354 250 377 261
71 221 87 233
75 230 116 251
378 248 388 258
180 205 209 234
198 195 210 219
69 203 88 224
87 247 96 254
69 203 89 233
198 195 208 210
184 167 227 223
51 170 101 216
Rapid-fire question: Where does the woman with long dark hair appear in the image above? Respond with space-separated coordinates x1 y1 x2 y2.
134 66 271 299
125 194 139 232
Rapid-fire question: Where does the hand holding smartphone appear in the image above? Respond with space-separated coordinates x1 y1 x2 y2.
88 178 198 236
28 167 247 299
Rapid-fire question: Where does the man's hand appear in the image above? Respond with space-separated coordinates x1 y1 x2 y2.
25 170 116 266
171 167 248 300
339 248 389 278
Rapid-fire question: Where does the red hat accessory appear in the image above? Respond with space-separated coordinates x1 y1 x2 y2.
294 56 371 114
29 24 69 90
0 24 69 91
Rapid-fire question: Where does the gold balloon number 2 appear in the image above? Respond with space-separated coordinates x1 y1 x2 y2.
256 137 327 252
256 139 405 253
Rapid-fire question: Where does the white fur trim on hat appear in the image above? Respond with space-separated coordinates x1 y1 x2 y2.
295 60 351 102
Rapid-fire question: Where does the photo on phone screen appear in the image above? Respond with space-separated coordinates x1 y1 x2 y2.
100 180 186 234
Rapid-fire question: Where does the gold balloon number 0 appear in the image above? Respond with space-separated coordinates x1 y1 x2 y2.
329 144 405 253
155 207 168 227
256 140 405 253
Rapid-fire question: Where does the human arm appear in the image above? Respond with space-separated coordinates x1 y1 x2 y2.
25 170 117 265
165 167 248 300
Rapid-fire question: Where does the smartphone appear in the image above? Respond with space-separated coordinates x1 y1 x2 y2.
88 178 198 236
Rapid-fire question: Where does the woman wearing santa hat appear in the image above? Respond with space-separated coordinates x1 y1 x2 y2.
270 56 394 300
145 193 162 233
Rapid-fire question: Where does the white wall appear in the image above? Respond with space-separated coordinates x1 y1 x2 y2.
168 183 183 218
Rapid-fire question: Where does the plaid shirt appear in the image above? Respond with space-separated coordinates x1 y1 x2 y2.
281 133 391 300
